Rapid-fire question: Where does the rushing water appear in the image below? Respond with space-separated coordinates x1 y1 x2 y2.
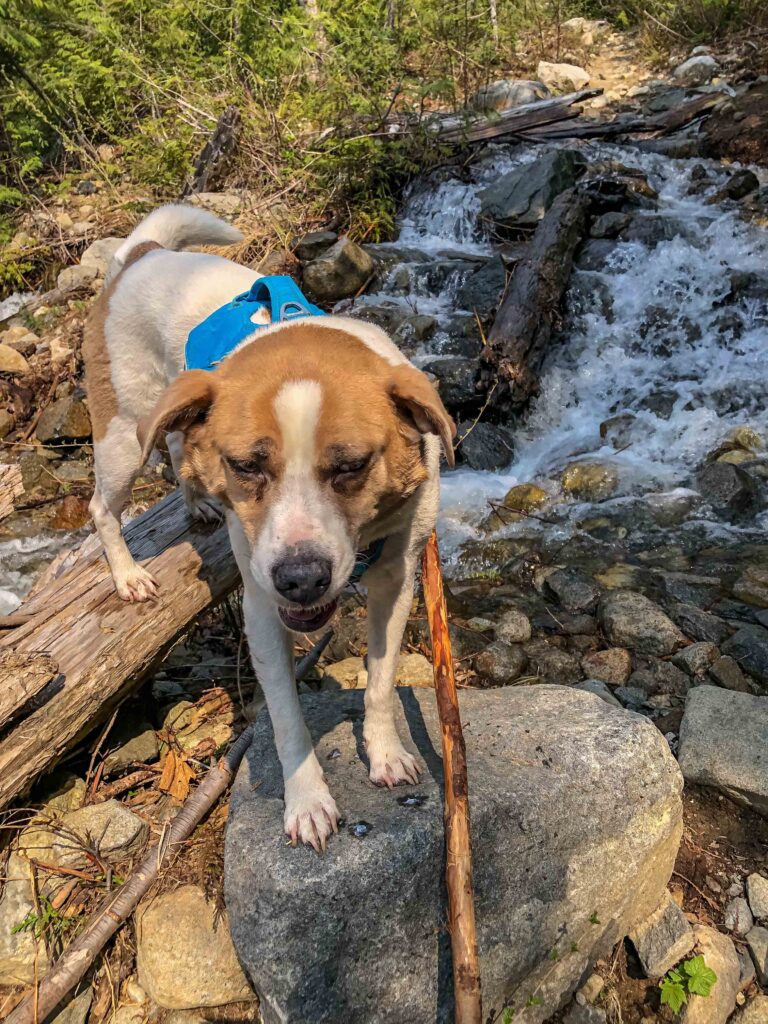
350 141 768 558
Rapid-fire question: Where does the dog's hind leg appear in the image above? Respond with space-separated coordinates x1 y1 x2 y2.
363 554 423 788
90 416 158 603
166 429 222 523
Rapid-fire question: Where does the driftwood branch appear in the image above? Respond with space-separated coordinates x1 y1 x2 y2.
479 187 590 409
4 637 330 1024
0 490 240 810
422 530 482 1024
0 463 23 523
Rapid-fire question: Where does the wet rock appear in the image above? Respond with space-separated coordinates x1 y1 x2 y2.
657 572 722 608
599 591 685 657
709 649 757 695
747 873 768 921
474 641 528 686
697 462 760 519
628 890 695 977
733 567 768 609
523 640 582 684
80 236 123 276
599 413 636 448
575 238 616 271
678 686 768 815
710 169 760 203
722 626 768 689
725 897 754 936
455 420 514 471
682 924 739 1024
544 567 600 613
225 686 683 1024
0 343 30 374
574 679 621 707
672 643 720 678
137 884 255 1008
502 482 549 517
590 211 631 239
670 604 731 646
422 357 477 410
673 55 718 86
562 461 618 502
469 79 549 113
537 61 590 92
455 254 507 317
302 238 375 302
495 608 532 644
438 312 483 357
57 263 98 292
349 302 408 336
620 215 692 247
50 495 91 530
580 648 631 685
732 996 768 1024
745 926 768 986
36 393 92 443
479 150 586 230
393 314 437 349
292 230 338 261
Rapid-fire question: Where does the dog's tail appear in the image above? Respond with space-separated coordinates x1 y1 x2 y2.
107 204 244 282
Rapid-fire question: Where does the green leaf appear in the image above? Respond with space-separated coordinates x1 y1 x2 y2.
501 1009 514 1024
660 976 687 1014
682 955 718 997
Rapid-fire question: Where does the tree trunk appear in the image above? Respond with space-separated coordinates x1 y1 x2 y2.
0 490 239 810
479 188 589 409
0 464 23 523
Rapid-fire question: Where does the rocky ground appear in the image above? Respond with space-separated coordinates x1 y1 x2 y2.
1 21 768 1024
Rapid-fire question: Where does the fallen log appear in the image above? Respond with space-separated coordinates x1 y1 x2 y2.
431 89 602 144
0 490 239 811
0 650 59 731
0 463 23 523
479 187 590 409
183 105 241 197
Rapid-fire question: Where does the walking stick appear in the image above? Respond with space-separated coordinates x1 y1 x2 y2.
422 529 482 1024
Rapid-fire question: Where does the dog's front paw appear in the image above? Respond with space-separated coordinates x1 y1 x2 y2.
366 734 422 788
115 562 158 603
284 776 340 853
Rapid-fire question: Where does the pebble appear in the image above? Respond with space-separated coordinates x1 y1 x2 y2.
746 873 768 920
495 608 532 644
724 897 754 936
474 641 528 686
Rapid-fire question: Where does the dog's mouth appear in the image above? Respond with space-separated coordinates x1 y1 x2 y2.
278 599 338 633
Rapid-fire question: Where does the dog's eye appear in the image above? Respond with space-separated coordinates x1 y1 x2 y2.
226 456 268 480
331 454 371 488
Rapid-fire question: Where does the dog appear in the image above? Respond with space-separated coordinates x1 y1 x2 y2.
82 205 455 850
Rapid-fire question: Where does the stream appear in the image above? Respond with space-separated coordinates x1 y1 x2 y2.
2 138 767 611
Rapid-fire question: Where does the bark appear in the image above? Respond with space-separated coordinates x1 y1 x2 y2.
422 530 482 1024
0 650 58 731
0 490 240 811
479 187 590 409
183 105 241 197
0 463 23 523
435 89 601 145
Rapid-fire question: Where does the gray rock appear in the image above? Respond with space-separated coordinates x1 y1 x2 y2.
455 255 507 316
628 890 694 977
682 924 739 1024
720 170 760 202
469 79 549 113
0 851 49 984
393 314 437 349
479 150 586 230
657 572 723 608
747 873 768 921
422 357 477 410
731 995 768 1024
225 687 683 1024
523 640 583 685
614 686 648 710
672 643 720 678
136 884 255 1008
474 641 528 685
590 212 631 239
292 230 338 261
564 1005 606 1024
103 710 159 775
456 420 514 471
495 609 532 645
574 680 622 707
545 567 600 613
678 687 768 815
698 462 760 519
725 896 754 936
745 925 768 985
537 61 590 92
302 238 375 302
708 655 752 693
738 949 756 991
673 55 718 86
80 236 122 276
599 591 685 656
580 648 632 686
722 626 768 689
60 800 147 860
670 603 731 646
620 215 692 247
575 238 616 271
50 988 92 1024
56 263 98 292
35 393 92 443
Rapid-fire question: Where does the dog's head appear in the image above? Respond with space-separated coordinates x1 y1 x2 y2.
138 323 455 631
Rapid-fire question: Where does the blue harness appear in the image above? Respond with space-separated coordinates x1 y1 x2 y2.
185 274 386 582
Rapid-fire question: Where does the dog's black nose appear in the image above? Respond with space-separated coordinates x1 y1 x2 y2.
272 550 332 606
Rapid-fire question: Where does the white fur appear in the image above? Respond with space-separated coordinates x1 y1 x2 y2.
91 205 440 850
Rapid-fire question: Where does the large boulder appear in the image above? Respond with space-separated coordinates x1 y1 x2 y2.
672 54 718 87
479 150 586 231
469 79 549 113
225 686 683 1024
678 686 768 816
537 61 590 92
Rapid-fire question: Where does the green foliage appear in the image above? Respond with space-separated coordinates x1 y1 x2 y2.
13 896 81 942
660 956 718 1015
501 1009 514 1024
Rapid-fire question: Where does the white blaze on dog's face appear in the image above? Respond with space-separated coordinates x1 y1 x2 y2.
138 324 455 632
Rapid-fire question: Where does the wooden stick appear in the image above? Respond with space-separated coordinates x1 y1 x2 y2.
421 530 482 1024
5 635 331 1024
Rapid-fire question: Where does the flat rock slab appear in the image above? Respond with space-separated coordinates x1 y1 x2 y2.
225 687 682 1024
678 686 768 815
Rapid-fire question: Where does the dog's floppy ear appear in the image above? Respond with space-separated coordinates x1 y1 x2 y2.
137 370 214 464
389 363 456 467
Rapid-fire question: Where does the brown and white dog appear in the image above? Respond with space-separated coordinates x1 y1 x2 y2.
83 205 455 850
